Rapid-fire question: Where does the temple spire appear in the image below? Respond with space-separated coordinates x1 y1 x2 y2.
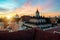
36 9 40 18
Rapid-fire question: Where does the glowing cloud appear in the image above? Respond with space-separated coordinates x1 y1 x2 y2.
0 0 60 17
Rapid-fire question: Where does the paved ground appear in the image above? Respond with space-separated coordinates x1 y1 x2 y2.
43 24 60 33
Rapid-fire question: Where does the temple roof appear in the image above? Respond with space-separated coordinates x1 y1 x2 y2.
36 9 39 13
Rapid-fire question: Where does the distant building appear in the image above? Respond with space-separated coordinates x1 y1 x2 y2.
14 14 19 18
0 18 4 30
13 14 20 24
19 10 52 29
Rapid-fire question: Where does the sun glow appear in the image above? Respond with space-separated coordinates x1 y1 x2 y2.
6 16 12 19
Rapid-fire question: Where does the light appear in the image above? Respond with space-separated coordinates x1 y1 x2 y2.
6 16 12 19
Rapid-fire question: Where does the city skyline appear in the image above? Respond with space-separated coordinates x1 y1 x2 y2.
0 0 60 17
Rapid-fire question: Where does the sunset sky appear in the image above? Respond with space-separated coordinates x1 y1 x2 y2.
0 0 60 17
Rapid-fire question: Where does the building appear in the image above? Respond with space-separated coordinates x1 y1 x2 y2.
13 14 20 24
0 18 4 30
19 10 52 30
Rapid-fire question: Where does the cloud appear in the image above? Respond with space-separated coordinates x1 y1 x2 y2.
0 0 18 14
0 8 8 12
0 0 59 17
